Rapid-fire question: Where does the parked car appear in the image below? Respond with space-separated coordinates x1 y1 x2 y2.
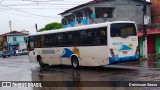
15 49 29 56
1 51 10 58
0 51 2 57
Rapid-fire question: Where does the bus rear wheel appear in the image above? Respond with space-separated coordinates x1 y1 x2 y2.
38 57 48 68
71 56 79 69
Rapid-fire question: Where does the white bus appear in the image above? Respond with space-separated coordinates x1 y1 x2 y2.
28 21 139 68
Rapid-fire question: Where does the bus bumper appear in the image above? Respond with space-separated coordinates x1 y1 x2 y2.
109 54 139 64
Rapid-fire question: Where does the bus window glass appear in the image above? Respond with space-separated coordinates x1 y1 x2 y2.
72 31 79 46
68 32 73 45
126 28 135 35
35 36 41 48
58 33 68 46
99 28 107 45
110 23 136 37
41 35 44 47
80 30 87 45
29 36 34 50
53 34 58 46
92 27 107 45
86 30 92 45
44 35 49 47
48 34 54 47
63 32 68 46
92 29 100 45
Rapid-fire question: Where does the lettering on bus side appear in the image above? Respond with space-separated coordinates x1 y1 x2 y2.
42 50 55 54
112 42 123 45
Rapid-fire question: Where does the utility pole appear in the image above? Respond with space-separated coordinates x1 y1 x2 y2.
35 23 38 32
142 0 148 67
9 20 12 32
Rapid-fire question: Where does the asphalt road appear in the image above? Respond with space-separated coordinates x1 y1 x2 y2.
0 55 160 90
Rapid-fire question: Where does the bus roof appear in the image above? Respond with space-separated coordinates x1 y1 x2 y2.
29 21 135 36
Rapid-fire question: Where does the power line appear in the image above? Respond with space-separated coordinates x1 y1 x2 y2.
1 3 85 6
0 7 72 10
0 4 57 18
0 10 61 19
0 0 4 3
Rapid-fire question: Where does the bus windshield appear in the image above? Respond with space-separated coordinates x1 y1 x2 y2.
110 23 136 37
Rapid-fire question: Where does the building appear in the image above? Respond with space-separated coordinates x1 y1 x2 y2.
0 35 3 51
139 0 160 57
1 31 29 55
151 0 160 23
59 0 151 28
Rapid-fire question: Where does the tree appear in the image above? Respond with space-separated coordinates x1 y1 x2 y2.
39 22 62 32
39 28 45 32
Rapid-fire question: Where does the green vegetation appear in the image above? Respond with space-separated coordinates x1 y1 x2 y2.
39 22 62 32
10 31 17 34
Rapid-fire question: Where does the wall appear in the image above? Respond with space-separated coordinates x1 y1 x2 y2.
87 0 151 24
156 34 160 55
8 35 28 49
116 0 151 24
8 35 27 43
151 0 160 23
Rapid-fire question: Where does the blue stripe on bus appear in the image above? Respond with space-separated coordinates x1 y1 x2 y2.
109 54 139 64
61 48 74 58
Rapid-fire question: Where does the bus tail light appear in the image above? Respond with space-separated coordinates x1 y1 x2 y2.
135 46 139 55
110 49 115 57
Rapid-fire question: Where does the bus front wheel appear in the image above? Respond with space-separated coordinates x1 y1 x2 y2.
71 56 79 69
38 57 48 68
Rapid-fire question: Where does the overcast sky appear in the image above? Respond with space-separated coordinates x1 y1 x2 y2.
0 0 150 34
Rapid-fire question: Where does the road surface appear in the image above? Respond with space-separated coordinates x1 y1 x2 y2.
0 55 160 90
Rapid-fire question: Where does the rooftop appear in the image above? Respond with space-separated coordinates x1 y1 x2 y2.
59 0 151 15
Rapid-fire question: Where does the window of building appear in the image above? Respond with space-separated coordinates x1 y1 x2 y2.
13 37 17 41
95 7 114 18
24 37 28 43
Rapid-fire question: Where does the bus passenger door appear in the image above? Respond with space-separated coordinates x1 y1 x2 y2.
28 36 37 63
29 50 37 63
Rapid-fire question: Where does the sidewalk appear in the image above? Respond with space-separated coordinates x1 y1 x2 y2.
105 56 160 70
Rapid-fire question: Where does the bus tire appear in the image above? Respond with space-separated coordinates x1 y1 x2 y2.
71 56 79 69
38 56 48 68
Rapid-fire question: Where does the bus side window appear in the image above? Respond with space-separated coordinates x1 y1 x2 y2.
62 32 68 46
41 35 44 47
92 29 100 45
72 31 79 46
35 36 41 48
68 32 73 46
80 30 87 45
99 28 107 45
48 34 54 47
44 35 49 47
52 34 58 47
86 30 92 45
57 33 63 46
